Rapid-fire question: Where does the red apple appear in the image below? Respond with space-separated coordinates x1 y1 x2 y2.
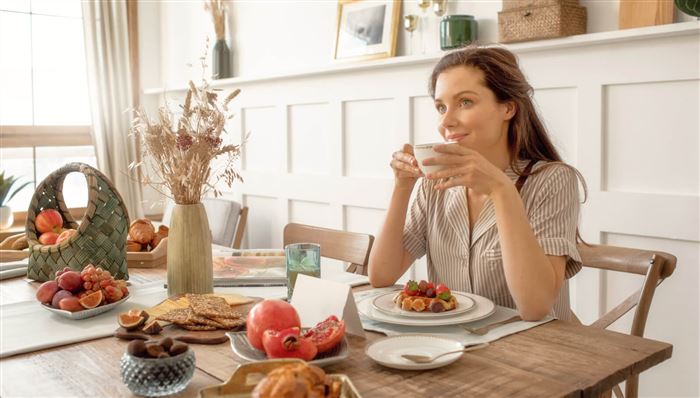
35 209 63 234
38 232 59 245
246 299 301 351
56 229 77 245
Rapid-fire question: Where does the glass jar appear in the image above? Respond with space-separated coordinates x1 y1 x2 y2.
440 15 479 50
120 348 195 397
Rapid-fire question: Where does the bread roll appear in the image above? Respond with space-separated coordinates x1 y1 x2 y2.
128 219 155 244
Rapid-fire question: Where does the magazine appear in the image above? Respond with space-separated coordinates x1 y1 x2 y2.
212 249 287 287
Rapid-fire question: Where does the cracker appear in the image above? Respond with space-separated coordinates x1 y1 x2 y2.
208 316 246 329
186 311 226 329
180 323 218 331
187 294 241 319
156 308 193 325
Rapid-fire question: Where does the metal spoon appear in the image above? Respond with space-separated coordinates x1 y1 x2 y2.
401 342 490 364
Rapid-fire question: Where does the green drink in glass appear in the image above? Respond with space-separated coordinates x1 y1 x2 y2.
285 243 321 301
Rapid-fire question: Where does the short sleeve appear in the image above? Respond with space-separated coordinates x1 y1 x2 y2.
402 179 429 260
529 165 582 279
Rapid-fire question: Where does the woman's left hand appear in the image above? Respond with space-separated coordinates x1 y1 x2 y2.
422 144 512 195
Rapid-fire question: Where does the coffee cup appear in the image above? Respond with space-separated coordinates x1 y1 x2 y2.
413 142 456 174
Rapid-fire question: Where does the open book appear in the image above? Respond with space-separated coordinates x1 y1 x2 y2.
212 249 287 287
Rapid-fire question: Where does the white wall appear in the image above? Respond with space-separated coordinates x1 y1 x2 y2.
142 1 696 88
138 2 699 396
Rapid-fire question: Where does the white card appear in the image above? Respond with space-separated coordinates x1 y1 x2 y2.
290 274 366 338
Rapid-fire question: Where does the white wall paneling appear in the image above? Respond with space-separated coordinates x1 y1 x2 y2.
145 23 700 396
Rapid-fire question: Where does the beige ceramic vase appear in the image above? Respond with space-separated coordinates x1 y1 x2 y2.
167 203 213 295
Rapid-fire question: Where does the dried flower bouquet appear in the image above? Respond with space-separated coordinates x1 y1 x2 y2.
130 79 243 205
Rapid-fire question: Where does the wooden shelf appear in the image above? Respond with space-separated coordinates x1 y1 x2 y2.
143 21 700 95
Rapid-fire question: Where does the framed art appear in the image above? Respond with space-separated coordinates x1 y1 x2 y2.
334 0 402 62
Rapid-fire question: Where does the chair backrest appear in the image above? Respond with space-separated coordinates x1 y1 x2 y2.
283 223 374 275
572 243 677 398
162 198 248 249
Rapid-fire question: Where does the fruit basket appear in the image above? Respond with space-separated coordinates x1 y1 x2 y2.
127 237 168 268
25 163 130 282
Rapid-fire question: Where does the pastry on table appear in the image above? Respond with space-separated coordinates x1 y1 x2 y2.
251 362 341 398
393 280 457 313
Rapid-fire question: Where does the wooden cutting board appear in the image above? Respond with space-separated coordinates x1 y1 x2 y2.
619 0 674 29
114 297 262 345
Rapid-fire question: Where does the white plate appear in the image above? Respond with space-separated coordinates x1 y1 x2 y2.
371 290 476 318
366 335 464 370
41 294 130 320
227 331 349 367
358 292 495 326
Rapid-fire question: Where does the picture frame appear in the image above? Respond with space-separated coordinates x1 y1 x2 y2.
334 0 402 62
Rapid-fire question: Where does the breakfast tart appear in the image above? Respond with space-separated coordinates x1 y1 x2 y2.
393 280 457 313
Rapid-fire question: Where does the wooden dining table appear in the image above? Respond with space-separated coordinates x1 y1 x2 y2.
0 265 672 398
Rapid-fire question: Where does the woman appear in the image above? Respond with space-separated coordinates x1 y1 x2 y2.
368 46 585 321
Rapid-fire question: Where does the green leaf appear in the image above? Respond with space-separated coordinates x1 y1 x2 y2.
5 180 33 206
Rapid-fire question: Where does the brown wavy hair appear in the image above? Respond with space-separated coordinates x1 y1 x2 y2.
429 45 588 240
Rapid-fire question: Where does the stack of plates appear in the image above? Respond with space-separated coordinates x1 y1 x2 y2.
357 290 495 326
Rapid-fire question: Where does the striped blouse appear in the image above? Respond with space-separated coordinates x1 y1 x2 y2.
402 159 582 320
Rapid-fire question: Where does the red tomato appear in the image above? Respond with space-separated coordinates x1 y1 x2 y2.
35 209 63 234
262 326 317 361
246 299 301 351
303 315 346 353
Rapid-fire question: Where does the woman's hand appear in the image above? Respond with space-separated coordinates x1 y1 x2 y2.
422 144 512 196
391 144 423 190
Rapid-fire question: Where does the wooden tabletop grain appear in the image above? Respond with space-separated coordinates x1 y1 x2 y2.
0 266 672 398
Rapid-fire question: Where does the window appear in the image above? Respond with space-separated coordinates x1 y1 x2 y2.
0 0 95 218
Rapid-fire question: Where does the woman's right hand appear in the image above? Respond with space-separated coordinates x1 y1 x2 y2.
391 144 423 189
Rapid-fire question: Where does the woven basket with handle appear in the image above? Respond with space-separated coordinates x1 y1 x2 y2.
26 163 130 282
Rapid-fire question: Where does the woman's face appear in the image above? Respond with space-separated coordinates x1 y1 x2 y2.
433 66 515 157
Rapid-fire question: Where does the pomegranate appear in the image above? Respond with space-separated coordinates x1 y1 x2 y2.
303 315 346 353
35 209 63 234
246 299 301 351
262 327 317 361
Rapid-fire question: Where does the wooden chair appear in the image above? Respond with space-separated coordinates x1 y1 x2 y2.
162 199 248 249
573 244 677 398
283 223 374 275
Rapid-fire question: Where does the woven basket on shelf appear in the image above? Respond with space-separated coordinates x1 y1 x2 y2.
26 163 130 282
498 2 587 43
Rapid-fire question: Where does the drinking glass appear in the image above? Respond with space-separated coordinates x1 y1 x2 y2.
285 243 321 301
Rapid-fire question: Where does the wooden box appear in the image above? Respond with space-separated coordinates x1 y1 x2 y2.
498 3 587 43
127 238 168 268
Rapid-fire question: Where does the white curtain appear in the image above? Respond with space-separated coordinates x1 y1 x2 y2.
82 0 144 219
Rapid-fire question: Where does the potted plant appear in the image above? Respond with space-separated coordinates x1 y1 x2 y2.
0 172 33 229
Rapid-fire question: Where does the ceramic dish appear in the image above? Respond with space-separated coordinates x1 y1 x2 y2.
371 290 476 318
358 292 495 326
226 331 349 367
41 294 130 320
199 358 362 398
366 334 464 370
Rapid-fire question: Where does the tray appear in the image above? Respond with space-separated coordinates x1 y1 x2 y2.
127 237 167 268
114 295 260 345
199 359 362 398
42 294 130 320
227 331 349 367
